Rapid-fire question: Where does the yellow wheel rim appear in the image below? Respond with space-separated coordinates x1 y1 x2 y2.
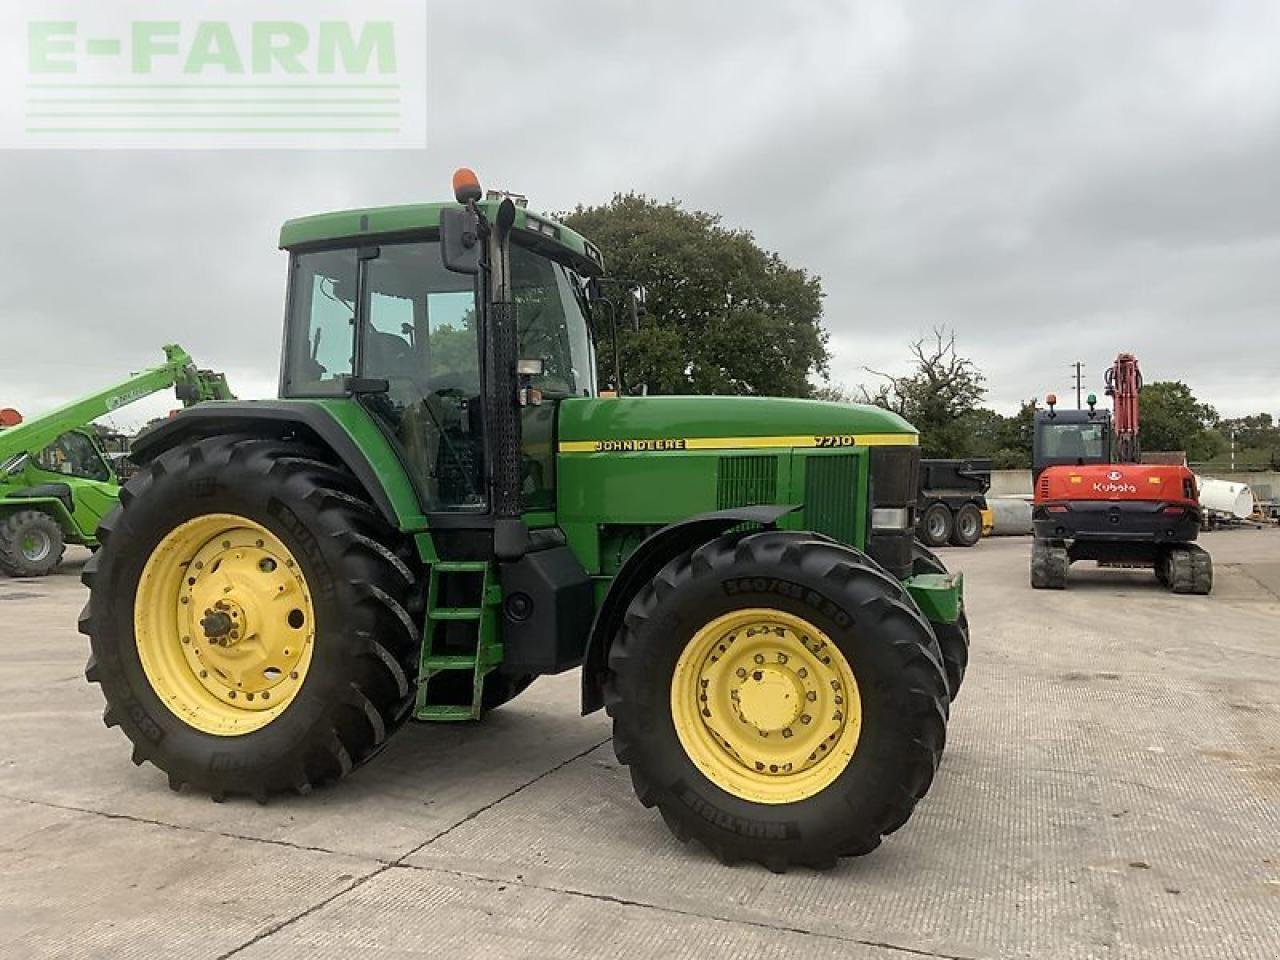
671 608 861 804
134 513 316 737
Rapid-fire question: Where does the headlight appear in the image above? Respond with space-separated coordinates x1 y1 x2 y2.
871 507 911 530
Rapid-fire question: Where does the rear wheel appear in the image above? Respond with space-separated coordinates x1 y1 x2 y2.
911 541 970 700
0 510 65 577
607 529 948 871
949 504 983 547
1030 538 1069 589
918 503 953 548
80 436 420 799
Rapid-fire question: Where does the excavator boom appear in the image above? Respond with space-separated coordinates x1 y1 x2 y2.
1103 352 1143 463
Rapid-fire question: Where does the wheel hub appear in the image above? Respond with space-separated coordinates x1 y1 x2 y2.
671 608 862 804
134 514 315 736
21 531 51 563
734 665 804 733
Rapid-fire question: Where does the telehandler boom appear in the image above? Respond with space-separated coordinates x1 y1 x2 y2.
0 345 232 576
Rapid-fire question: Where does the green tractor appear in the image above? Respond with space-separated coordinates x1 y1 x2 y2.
81 170 967 870
0 345 232 577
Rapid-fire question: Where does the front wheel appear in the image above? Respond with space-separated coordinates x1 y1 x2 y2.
0 510 65 577
606 529 949 871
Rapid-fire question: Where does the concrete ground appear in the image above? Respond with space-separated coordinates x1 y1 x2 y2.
1 531 1277 960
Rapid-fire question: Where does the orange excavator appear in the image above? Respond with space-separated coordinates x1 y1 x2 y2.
1030 353 1212 593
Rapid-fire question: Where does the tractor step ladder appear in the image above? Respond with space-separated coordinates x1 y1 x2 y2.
414 560 503 722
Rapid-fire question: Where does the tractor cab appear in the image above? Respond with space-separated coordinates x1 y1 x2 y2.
1032 393 1112 479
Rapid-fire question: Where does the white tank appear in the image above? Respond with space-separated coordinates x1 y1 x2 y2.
1195 476 1255 519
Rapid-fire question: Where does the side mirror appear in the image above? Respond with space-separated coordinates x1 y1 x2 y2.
440 207 481 275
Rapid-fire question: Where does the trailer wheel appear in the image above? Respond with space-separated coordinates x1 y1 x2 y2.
918 503 953 548
949 504 983 548
911 541 970 700
80 435 420 800
1030 538 1069 590
0 510 65 577
607 529 948 871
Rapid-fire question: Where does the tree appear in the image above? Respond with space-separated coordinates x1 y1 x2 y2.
1209 413 1280 470
958 400 1037 469
858 329 988 458
560 195 828 396
1138 380 1224 463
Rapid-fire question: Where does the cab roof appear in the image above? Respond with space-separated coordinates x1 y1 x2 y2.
278 200 604 276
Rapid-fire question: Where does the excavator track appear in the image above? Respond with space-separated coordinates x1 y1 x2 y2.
1160 544 1213 596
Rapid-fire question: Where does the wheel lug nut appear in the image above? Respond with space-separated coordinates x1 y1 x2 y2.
797 668 807 679
753 654 764 665
800 714 812 724
782 728 794 738
806 691 817 702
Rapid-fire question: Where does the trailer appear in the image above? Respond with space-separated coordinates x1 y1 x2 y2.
917 458 992 547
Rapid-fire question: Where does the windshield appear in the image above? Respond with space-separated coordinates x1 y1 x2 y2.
512 244 596 398
1041 422 1107 461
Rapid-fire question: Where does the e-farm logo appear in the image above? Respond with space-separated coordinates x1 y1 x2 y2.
1 1 425 149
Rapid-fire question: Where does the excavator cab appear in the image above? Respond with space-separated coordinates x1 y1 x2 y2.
1032 408 1112 477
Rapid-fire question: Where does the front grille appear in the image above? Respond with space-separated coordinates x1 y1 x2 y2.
803 454 859 543
717 455 777 508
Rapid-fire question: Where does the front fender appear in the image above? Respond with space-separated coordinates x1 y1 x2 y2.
580 504 797 714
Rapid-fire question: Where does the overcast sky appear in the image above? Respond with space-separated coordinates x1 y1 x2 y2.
2 0 1277 431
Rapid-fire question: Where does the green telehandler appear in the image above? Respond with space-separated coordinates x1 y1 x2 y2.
0 345 232 576
81 171 967 870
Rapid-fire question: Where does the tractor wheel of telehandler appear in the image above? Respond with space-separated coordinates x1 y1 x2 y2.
911 541 969 700
0 509 65 577
606 529 949 871
918 503 953 548
79 436 420 800
1030 538 1069 590
949 504 983 548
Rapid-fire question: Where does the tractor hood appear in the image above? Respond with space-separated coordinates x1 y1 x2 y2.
557 396 917 453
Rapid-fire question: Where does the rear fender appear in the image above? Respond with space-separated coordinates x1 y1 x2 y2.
129 401 415 530
580 505 796 714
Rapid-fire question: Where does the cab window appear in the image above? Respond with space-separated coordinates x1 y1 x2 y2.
283 249 358 396
36 431 111 482
1043 422 1106 460
360 241 486 512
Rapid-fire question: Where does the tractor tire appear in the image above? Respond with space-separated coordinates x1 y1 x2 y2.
0 510 65 577
949 504 983 548
1162 545 1212 596
80 435 420 800
918 503 953 548
606 528 949 871
1030 538 1069 590
911 541 970 700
